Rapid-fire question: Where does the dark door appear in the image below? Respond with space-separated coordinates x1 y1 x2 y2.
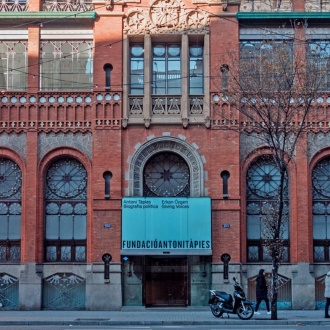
145 256 188 306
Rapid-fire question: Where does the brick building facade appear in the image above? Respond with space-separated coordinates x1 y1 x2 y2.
0 0 329 310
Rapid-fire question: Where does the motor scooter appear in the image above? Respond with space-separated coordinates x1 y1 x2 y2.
208 277 254 320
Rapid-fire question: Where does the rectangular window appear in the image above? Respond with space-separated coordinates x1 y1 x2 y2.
246 201 290 262
306 40 330 91
189 44 203 95
40 40 93 91
0 202 21 262
152 44 181 95
130 44 144 94
0 41 27 91
45 204 87 262
240 40 293 90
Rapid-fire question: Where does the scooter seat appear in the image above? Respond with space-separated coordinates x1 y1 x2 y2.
217 291 232 303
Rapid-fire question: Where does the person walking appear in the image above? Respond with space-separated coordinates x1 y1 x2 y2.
325 271 330 318
254 269 271 315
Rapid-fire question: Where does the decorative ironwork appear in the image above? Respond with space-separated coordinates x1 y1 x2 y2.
0 159 22 199
42 273 86 310
46 159 87 199
129 97 143 115
152 97 181 115
0 0 28 12
247 157 288 199
0 273 19 308
190 97 203 114
45 158 87 262
143 152 190 197
42 0 93 11
313 158 330 198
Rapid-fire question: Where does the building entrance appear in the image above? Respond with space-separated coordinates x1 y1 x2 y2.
145 256 188 306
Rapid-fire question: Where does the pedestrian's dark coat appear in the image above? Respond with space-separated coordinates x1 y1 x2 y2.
256 269 268 300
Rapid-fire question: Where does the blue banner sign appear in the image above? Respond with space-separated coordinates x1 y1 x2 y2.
121 197 211 255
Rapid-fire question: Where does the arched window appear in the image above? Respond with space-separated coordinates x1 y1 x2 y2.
246 156 289 262
0 158 22 262
45 158 87 262
312 157 330 262
143 152 190 197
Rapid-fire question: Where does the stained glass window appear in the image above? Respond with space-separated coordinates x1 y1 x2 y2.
0 158 22 262
45 158 87 262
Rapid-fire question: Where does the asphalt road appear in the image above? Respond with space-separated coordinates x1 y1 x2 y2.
0 326 329 330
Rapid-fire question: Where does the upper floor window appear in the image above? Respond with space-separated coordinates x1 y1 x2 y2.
306 40 330 91
45 158 87 262
0 41 27 91
130 44 144 95
240 40 293 90
0 158 22 263
126 36 206 123
40 40 93 91
189 45 203 95
152 44 181 95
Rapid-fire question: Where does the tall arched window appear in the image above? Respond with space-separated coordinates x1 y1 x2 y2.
246 156 289 262
312 157 330 262
0 158 22 262
143 152 190 197
45 158 87 262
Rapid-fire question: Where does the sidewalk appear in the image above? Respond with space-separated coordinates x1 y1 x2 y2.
0 308 329 326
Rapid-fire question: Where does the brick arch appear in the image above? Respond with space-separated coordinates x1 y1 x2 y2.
309 148 330 175
242 147 296 178
39 147 91 175
128 136 205 197
37 147 92 262
0 147 25 172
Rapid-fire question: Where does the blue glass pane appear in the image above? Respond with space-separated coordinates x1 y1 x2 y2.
74 215 86 239
8 215 20 239
0 215 7 239
313 215 326 239
60 215 73 239
46 215 59 239
247 215 260 239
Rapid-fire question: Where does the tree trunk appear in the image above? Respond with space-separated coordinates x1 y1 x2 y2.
271 260 278 320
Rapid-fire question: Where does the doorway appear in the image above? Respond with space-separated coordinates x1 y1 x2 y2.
145 256 188 306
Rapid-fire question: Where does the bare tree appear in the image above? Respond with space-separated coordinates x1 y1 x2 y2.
217 33 328 319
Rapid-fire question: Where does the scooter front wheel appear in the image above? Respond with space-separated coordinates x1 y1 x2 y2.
236 304 254 320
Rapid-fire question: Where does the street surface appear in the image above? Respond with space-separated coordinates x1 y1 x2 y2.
0 326 329 330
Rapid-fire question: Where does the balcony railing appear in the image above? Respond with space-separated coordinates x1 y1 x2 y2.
128 95 204 117
0 0 28 11
0 91 121 132
152 96 181 115
43 0 93 11
211 92 330 130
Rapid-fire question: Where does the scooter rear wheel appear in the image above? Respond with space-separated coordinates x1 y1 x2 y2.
236 304 254 320
210 304 223 318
